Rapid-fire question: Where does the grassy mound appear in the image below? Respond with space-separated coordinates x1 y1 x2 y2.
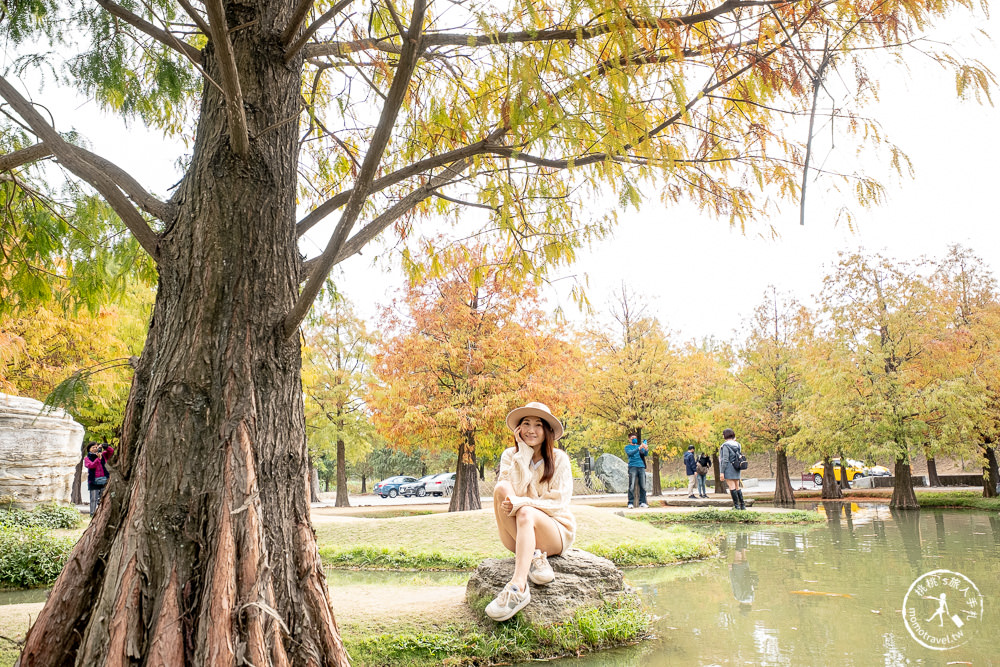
346 594 650 666
632 508 824 526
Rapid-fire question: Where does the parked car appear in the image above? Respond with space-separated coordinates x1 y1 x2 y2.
865 464 891 477
373 475 418 498
423 472 456 496
399 474 438 498
809 459 867 485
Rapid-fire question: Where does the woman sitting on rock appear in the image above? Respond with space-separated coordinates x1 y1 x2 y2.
486 402 576 622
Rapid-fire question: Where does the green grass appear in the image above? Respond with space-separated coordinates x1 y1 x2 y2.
914 491 1000 511
586 525 718 566
632 508 824 526
315 506 715 570
346 594 650 667
319 545 485 570
788 488 1000 510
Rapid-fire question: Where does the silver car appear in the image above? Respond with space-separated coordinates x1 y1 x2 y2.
423 472 455 496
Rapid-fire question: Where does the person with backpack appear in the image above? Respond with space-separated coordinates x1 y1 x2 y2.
624 435 648 508
83 440 114 515
683 444 698 498
720 428 746 509
695 451 712 498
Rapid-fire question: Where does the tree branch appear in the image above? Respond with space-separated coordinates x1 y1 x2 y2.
284 0 428 339
204 0 251 158
285 0 353 62
176 0 212 37
0 142 51 172
0 76 160 260
282 0 315 45
296 138 491 237
304 0 795 58
96 0 202 63
0 142 173 221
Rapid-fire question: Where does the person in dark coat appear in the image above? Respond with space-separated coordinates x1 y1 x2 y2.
695 451 712 498
624 436 648 508
683 444 697 498
83 441 114 515
720 428 745 509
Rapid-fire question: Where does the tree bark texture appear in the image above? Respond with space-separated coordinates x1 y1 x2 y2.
18 4 350 665
773 447 795 506
449 431 481 511
335 439 350 507
982 444 999 499
890 458 920 510
650 452 662 496
838 454 851 490
821 457 843 499
924 445 941 487
711 453 724 493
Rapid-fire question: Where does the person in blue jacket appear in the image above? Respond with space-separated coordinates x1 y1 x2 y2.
624 435 648 508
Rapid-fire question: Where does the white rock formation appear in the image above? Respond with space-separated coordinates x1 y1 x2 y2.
0 393 84 507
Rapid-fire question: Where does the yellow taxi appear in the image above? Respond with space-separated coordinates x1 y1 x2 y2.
808 459 867 485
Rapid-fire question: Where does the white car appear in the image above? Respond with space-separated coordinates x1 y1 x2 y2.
423 472 455 496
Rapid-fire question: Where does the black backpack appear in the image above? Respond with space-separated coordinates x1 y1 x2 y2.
726 444 749 471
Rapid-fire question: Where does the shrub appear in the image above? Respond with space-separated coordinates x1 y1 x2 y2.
0 526 74 589
0 503 82 530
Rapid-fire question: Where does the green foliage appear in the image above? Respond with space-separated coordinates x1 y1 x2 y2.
915 491 1000 511
584 526 717 566
0 503 82 530
318 545 483 571
345 595 650 667
632 508 824 525
0 526 74 589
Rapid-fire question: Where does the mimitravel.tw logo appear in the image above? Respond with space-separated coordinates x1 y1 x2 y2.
902 569 984 651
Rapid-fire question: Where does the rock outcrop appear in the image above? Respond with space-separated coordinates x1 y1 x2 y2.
594 453 652 494
0 393 84 507
467 548 628 626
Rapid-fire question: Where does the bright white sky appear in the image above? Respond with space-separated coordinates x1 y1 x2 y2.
18 6 999 343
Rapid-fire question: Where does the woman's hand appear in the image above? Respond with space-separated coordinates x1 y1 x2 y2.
501 495 513 513
513 425 527 449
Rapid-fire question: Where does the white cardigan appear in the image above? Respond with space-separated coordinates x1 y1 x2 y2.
497 442 576 548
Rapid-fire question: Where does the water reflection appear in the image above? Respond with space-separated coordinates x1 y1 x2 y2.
536 507 996 667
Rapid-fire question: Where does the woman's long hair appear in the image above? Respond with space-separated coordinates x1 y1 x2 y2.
519 417 556 484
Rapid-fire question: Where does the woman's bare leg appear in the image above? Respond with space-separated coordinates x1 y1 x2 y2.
510 506 563 590
493 481 517 552
726 479 739 491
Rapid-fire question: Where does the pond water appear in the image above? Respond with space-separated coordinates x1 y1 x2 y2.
540 503 999 666
3 503 996 666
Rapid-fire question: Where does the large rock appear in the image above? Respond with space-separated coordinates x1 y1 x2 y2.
594 453 652 494
0 393 84 507
467 548 627 626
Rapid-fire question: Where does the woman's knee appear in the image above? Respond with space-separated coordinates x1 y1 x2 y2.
494 481 513 499
515 507 537 529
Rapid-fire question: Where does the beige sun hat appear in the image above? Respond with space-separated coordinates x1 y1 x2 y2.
505 402 564 440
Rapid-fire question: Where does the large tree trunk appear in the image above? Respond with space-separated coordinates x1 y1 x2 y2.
983 444 999 499
712 453 724 493
890 457 920 509
821 456 843 499
773 447 795 506
450 431 481 511
360 474 367 494
650 452 662 497
335 437 350 507
17 6 350 663
925 444 941 487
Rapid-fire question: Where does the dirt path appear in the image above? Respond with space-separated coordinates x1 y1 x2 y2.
330 584 468 629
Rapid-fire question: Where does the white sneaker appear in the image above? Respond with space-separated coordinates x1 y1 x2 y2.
627 503 634 509
485 582 530 621
528 550 554 585
639 503 648 508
